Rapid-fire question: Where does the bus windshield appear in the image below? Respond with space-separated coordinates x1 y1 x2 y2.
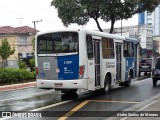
37 32 79 54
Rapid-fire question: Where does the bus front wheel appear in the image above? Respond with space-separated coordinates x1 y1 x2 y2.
103 75 111 93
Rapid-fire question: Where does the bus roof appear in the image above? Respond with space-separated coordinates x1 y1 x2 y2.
125 37 139 43
36 28 138 42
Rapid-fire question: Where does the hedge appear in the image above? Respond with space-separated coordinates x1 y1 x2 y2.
0 68 36 85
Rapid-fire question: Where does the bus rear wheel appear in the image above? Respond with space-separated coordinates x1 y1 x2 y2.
103 75 111 93
61 89 78 94
125 74 132 87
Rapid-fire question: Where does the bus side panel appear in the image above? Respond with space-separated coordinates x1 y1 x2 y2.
58 54 79 80
87 59 95 90
102 59 116 87
125 58 135 81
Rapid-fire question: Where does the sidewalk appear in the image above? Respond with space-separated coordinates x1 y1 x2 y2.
0 82 36 92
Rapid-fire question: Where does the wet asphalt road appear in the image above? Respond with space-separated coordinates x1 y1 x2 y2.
1 76 160 120
0 88 62 111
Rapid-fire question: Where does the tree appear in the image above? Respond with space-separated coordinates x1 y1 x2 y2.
51 0 160 33
0 38 15 68
51 0 103 31
100 0 124 33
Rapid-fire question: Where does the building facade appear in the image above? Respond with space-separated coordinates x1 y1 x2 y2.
104 25 153 58
0 26 38 68
138 5 160 36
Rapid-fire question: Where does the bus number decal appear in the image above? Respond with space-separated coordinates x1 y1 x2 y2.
64 61 73 64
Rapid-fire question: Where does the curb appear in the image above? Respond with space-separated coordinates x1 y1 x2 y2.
0 82 36 92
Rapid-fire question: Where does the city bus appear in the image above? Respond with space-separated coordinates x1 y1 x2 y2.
35 28 139 94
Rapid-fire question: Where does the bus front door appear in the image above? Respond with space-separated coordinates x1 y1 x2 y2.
116 43 122 81
87 36 101 90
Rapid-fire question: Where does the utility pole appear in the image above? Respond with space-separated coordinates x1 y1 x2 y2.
32 19 42 31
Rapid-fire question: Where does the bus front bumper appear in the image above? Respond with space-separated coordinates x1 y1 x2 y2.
37 79 88 89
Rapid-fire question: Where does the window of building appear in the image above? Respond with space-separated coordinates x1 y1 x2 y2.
102 38 114 58
18 36 27 46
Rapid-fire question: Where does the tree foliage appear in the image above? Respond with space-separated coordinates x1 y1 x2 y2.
51 0 160 33
0 39 15 67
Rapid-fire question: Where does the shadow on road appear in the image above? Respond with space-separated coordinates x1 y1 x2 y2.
61 93 78 101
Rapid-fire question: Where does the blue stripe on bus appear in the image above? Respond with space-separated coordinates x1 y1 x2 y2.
57 54 79 80
125 57 135 81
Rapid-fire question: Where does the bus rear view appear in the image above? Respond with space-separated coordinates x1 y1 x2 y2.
36 31 86 94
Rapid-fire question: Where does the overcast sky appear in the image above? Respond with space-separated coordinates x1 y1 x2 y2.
0 0 138 32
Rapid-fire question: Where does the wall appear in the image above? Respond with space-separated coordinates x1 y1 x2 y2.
0 34 34 68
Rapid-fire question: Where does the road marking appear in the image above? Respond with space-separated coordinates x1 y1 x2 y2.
133 78 151 84
57 99 139 120
30 100 72 111
0 101 72 120
58 100 90 120
90 100 139 104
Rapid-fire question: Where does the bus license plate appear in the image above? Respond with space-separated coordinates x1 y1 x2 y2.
55 83 63 87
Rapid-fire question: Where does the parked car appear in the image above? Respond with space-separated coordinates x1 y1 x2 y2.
139 58 153 76
152 57 160 86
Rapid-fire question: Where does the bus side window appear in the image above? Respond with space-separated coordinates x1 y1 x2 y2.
102 38 114 58
123 41 134 57
123 41 128 57
86 35 93 59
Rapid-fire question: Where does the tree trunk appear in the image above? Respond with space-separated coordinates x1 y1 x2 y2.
1 60 6 68
94 18 103 32
109 15 115 34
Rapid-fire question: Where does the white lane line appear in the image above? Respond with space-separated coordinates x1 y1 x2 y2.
133 78 151 84
30 100 72 111
0 100 72 120
0 90 59 103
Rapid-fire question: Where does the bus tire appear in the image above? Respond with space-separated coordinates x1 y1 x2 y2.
125 72 132 87
61 89 78 94
103 75 111 93
125 75 131 87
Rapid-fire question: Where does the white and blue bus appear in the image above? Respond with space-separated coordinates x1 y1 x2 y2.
35 28 139 94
